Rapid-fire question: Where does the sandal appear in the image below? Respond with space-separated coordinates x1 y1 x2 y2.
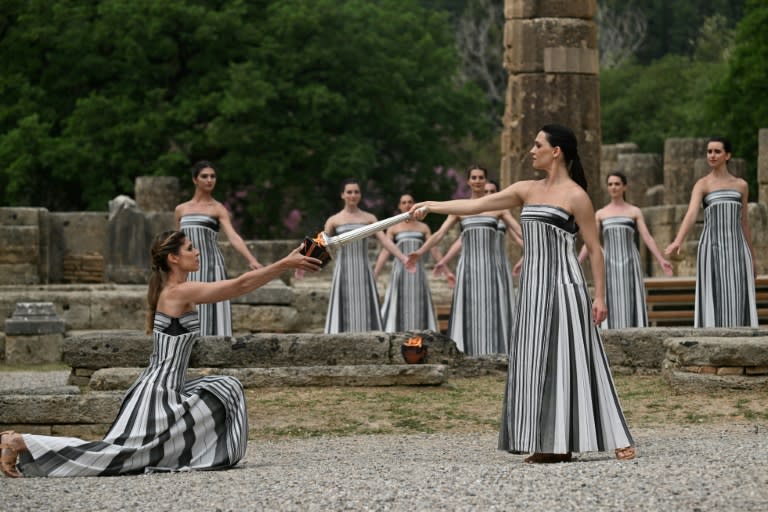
524 452 572 464
0 431 23 478
615 446 636 461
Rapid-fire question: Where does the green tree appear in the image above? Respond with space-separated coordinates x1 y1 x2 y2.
707 0 768 194
0 0 487 238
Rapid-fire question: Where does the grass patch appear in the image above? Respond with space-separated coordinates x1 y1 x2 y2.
245 374 768 440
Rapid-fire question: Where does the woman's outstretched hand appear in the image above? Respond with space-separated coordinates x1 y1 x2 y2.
285 247 323 273
664 241 681 257
659 258 674 276
409 203 429 221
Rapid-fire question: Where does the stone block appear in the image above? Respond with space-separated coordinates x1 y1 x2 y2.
106 207 151 284
645 185 665 207
746 366 768 376
504 0 596 19
62 330 154 369
0 226 40 263
663 369 768 392
0 264 39 285
503 18 597 73
758 129 768 191
0 392 122 424
90 364 448 390
5 333 63 364
231 305 299 333
716 367 744 376
663 138 709 205
664 336 768 367
135 176 180 212
0 207 43 226
616 153 663 207
4 302 66 335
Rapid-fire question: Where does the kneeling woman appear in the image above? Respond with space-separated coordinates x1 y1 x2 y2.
0 231 322 477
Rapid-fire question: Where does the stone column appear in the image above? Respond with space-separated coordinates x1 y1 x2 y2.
616 153 663 207
135 176 181 212
500 0 601 205
663 138 709 205
758 128 768 203
4 302 66 364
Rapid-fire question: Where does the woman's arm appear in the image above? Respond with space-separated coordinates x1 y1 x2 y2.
500 210 524 248
634 209 673 276
665 181 705 256
412 182 527 218
577 213 600 264
373 230 395 278
172 248 321 305
408 215 459 267
218 204 263 269
375 230 408 263
572 192 607 325
738 180 756 276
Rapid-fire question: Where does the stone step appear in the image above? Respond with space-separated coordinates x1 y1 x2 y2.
89 364 449 390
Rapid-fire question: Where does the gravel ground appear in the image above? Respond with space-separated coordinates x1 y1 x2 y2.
2 372 767 511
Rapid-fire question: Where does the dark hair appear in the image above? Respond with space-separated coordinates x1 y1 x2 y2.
607 171 627 200
191 160 216 179
146 230 187 333
486 179 500 192
340 177 362 193
465 165 487 179
708 136 733 157
399 193 415 202
541 124 587 191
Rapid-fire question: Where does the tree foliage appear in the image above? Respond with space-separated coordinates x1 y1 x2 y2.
707 0 768 190
0 0 487 237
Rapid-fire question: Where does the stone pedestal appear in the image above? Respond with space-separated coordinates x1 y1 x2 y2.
106 206 151 284
4 302 66 364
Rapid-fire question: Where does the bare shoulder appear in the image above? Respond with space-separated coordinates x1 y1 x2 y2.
362 210 378 224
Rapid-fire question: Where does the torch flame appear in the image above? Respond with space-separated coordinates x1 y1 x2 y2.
404 336 422 347
313 232 327 247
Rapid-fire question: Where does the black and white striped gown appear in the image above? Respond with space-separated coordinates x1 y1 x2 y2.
602 216 648 328
179 214 232 336
325 224 383 333
449 216 507 355
496 220 516 338
696 189 758 327
498 205 633 455
18 312 248 476
380 231 438 332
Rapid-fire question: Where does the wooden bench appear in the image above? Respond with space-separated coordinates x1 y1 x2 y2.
435 304 451 334
645 275 768 326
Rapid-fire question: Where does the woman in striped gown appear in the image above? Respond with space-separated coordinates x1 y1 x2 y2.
324 179 410 333
578 172 673 328
433 180 523 329
0 231 322 478
665 137 757 327
408 167 520 356
374 193 453 331
410 125 635 462
175 161 263 336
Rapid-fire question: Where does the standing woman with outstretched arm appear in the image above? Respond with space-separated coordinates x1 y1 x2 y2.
323 178 411 333
407 166 516 356
410 124 635 463
664 137 757 327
